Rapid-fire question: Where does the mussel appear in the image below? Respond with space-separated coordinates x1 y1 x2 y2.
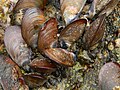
60 0 87 25
0 55 28 90
38 18 58 52
23 73 46 88
97 0 119 16
13 0 48 11
59 19 87 48
44 48 75 67
38 18 75 66
4 26 32 70
99 62 120 90
22 7 46 48
2 0 120 89
29 58 56 74
83 13 106 49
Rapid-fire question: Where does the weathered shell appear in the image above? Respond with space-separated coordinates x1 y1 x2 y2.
97 0 119 16
38 18 58 52
44 48 75 67
87 0 98 18
59 19 87 47
78 0 119 19
29 58 56 74
99 62 120 90
13 0 48 11
4 26 32 69
23 73 46 88
22 7 46 48
60 0 87 25
0 55 28 90
83 13 106 49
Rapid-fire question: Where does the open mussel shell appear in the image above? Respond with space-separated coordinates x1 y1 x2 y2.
59 19 87 48
4 26 32 69
60 0 87 25
0 55 28 90
13 0 48 11
82 13 106 49
38 18 58 52
99 62 120 90
29 58 56 74
23 73 46 88
44 48 75 67
22 7 46 48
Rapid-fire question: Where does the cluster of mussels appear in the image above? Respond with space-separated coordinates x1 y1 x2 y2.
0 0 120 89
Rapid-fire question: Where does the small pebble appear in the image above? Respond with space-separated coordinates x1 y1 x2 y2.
115 38 120 48
108 42 114 50
113 86 120 90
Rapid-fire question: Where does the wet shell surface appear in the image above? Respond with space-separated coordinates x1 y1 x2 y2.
22 7 46 48
0 55 28 90
38 18 58 52
4 26 32 69
44 48 75 67
60 0 87 25
99 62 120 90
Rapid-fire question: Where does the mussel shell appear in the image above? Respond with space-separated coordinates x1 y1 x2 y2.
29 58 56 74
4 26 32 69
23 73 46 88
99 62 120 90
0 55 28 90
22 7 46 48
97 0 119 16
83 13 106 49
83 0 119 19
60 0 87 25
38 18 58 52
86 0 98 18
44 48 75 67
59 19 87 47
13 0 48 11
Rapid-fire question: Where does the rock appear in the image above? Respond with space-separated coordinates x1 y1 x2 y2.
108 42 114 50
115 38 120 48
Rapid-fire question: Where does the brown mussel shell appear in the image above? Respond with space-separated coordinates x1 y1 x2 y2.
13 0 48 11
60 0 87 25
97 0 119 16
83 13 106 49
38 18 58 52
59 19 87 47
0 55 28 90
4 26 32 69
22 7 46 48
29 58 56 74
23 73 46 88
99 62 120 90
44 48 75 67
